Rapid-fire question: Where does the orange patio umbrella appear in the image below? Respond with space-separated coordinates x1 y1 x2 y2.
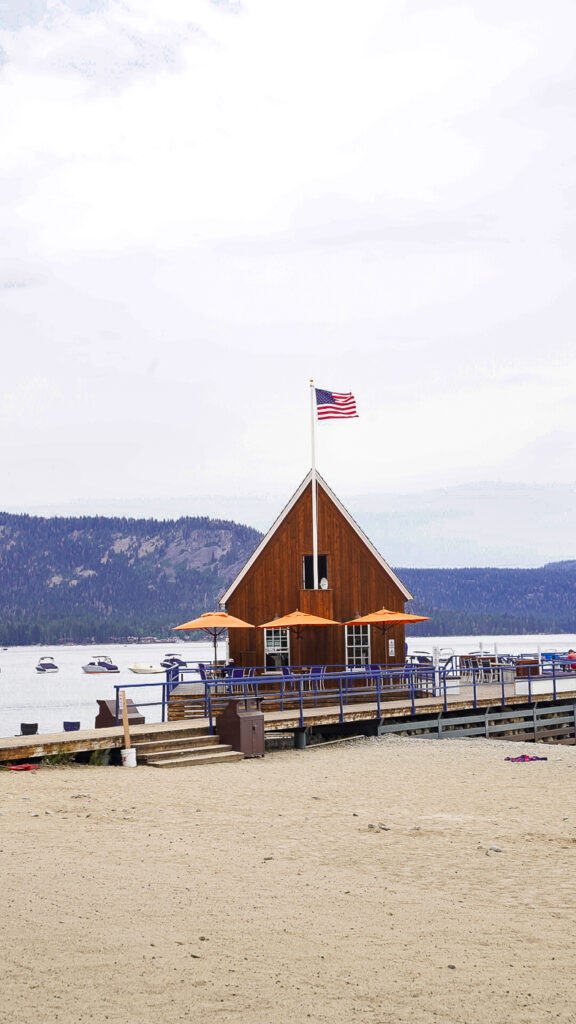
344 607 430 663
345 608 430 627
174 611 255 665
258 609 341 630
258 609 341 666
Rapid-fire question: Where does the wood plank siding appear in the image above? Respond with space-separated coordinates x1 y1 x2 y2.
223 475 412 668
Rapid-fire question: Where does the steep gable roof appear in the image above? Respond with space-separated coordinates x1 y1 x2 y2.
220 470 413 605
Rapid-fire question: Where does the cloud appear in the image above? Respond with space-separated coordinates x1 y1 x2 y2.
0 1 221 90
0 1 107 32
0 0 575 566
0 0 49 32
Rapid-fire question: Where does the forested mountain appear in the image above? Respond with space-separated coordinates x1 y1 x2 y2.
0 511 575 643
400 563 576 636
0 512 261 644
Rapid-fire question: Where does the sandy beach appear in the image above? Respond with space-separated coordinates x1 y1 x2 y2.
2 735 575 1024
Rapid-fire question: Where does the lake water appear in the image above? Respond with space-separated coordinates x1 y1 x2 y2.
0 640 210 739
1 632 575 739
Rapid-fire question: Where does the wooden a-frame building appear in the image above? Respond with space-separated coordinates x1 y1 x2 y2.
220 471 413 668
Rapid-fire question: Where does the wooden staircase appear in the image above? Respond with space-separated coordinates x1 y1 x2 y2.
133 728 243 768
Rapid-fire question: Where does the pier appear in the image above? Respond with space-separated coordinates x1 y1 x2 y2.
2 660 576 764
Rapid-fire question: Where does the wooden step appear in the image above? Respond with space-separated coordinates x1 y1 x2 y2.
134 734 218 755
146 748 244 768
138 742 232 764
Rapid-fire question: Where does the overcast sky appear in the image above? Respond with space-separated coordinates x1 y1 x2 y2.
1 0 575 567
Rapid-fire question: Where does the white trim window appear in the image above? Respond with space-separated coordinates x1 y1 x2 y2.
264 627 290 667
345 624 370 667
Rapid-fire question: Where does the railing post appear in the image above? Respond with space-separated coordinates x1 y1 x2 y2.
115 686 120 725
207 684 214 734
443 667 447 712
298 676 304 728
376 671 381 718
410 673 415 716
339 674 344 723
161 683 166 723
528 667 532 704
553 659 557 701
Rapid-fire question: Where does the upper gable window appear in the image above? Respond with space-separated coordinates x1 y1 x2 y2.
302 554 328 590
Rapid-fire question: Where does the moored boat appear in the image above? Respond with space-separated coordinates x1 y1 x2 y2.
160 653 187 669
36 656 59 673
82 656 120 674
128 663 164 674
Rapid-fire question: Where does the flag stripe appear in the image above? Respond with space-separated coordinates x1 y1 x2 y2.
315 388 358 419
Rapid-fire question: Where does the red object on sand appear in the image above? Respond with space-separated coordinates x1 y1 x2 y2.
505 754 547 762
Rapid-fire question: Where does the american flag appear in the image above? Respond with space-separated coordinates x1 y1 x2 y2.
315 388 358 420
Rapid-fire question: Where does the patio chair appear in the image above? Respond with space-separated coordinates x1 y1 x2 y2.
459 656 474 684
241 667 256 694
364 663 381 688
481 657 497 683
468 656 484 684
541 652 558 674
230 667 245 693
308 665 325 691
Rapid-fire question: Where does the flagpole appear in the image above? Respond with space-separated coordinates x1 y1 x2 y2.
310 379 319 590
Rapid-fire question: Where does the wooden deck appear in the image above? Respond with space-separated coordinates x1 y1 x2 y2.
2 677 576 763
0 719 211 764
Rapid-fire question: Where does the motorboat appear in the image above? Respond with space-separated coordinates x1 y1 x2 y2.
409 650 433 665
128 663 164 674
36 656 59 673
82 656 120 674
409 648 455 667
160 653 188 669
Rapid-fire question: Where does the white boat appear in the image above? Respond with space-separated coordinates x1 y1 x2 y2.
160 653 187 669
36 656 59 673
82 656 120 674
128 663 164 674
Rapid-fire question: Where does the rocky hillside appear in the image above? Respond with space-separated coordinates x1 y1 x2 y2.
0 512 262 644
1 511 575 643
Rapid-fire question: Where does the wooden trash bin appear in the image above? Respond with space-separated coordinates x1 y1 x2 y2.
515 659 539 678
95 699 145 729
218 698 265 758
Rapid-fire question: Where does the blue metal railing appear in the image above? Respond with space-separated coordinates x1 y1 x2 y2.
114 679 170 725
195 663 438 731
112 655 576 731
112 662 206 724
